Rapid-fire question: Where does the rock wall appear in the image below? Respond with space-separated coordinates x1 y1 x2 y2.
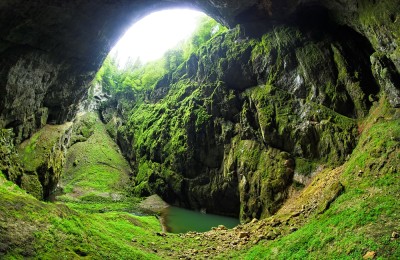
100 10 384 220
17 123 72 199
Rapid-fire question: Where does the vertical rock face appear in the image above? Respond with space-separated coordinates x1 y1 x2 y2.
17 123 72 199
100 9 383 220
0 0 135 141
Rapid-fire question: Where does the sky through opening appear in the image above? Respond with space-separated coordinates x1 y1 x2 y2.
110 9 206 67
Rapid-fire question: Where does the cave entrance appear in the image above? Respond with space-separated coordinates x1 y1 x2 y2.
110 9 207 68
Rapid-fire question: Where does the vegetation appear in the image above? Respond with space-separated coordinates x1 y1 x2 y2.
56 112 139 213
96 17 377 222
1 6 399 260
0 129 24 184
0 170 194 259
95 16 227 96
222 97 400 259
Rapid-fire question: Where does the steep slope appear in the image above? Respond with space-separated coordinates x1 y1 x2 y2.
1 94 398 259
0 0 399 259
227 97 400 259
0 113 207 259
57 112 135 213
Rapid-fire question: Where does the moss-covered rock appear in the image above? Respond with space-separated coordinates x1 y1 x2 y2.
18 123 72 199
0 129 24 184
20 173 43 199
98 20 380 220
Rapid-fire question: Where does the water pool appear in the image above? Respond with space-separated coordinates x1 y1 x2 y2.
164 206 240 233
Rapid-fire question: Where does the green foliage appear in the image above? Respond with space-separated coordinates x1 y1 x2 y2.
95 55 166 95
0 173 162 259
95 16 226 97
126 80 211 181
182 16 228 60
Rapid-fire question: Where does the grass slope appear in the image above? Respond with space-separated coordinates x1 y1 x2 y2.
57 112 137 213
0 171 163 259
0 113 202 259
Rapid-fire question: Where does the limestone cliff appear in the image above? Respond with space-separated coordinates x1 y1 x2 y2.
99 12 387 220
0 1 399 258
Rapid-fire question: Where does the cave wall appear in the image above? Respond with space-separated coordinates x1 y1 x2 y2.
99 17 384 221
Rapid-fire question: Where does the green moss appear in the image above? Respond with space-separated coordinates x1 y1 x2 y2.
296 43 329 98
20 174 43 199
223 96 400 259
331 44 367 117
18 124 70 173
0 174 160 259
194 107 211 131
123 79 221 194
246 85 358 165
294 158 319 176
0 172 209 259
61 112 130 198
252 27 303 85
358 0 400 29
0 129 24 183
228 137 292 222
358 0 400 62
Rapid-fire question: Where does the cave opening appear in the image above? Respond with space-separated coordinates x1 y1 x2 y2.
108 9 207 68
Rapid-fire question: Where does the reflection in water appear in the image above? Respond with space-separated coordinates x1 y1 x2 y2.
164 206 240 233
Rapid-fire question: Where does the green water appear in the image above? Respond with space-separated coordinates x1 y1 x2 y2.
164 206 240 233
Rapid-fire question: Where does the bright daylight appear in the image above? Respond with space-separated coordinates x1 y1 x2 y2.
111 9 206 67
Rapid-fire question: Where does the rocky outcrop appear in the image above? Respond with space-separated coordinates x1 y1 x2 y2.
17 123 72 199
0 129 24 184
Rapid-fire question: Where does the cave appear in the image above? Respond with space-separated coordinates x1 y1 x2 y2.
0 0 399 258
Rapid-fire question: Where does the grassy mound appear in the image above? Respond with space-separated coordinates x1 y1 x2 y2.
57 112 138 213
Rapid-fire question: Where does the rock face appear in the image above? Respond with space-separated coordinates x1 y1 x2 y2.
100 11 381 220
0 0 399 221
17 123 72 199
